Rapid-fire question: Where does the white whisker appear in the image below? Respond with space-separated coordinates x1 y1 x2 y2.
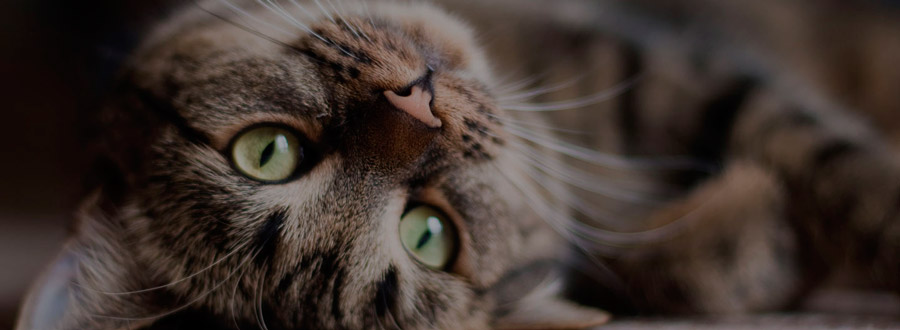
77 240 253 296
510 162 677 250
313 0 337 24
486 112 594 135
359 0 378 31
256 268 270 330
499 75 640 111
231 263 251 330
257 0 323 41
340 0 373 41
492 161 622 255
255 0 360 59
496 74 586 102
492 74 546 96
503 122 709 171
212 0 295 38
327 0 365 41
88 250 260 322
509 141 667 204
287 0 320 20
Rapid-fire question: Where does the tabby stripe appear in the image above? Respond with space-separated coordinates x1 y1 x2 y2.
861 189 900 263
617 42 642 153
276 270 295 293
805 140 862 231
313 252 345 325
810 139 860 173
374 266 399 318
755 109 817 144
691 77 757 162
254 210 287 266
331 269 346 322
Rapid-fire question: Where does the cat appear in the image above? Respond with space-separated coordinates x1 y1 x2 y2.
15 0 900 329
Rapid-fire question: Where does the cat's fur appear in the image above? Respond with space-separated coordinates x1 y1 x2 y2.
16 0 900 329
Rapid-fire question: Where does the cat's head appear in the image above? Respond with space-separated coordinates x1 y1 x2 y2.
18 1 608 329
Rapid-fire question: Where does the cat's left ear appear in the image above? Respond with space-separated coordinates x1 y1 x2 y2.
493 293 610 330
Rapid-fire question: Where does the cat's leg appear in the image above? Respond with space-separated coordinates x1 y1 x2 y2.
730 90 900 292
578 160 816 314
575 88 900 314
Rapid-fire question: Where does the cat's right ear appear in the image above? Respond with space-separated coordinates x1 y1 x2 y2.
15 249 78 330
15 245 155 330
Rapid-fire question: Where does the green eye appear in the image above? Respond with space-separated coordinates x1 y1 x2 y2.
231 126 302 182
399 205 458 270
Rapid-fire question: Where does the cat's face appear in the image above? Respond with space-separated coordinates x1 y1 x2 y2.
12 1 609 329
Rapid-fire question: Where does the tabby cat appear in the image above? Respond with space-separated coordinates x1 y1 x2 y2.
16 0 900 329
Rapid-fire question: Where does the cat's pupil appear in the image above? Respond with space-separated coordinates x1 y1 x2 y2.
259 140 276 167
415 216 444 249
416 228 433 249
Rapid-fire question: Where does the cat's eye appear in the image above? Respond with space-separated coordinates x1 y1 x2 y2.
399 205 458 270
231 126 302 182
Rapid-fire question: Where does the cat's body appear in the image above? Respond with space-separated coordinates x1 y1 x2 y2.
16 0 900 329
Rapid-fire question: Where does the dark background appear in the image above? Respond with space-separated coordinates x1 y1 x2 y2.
0 0 178 327
1 0 899 329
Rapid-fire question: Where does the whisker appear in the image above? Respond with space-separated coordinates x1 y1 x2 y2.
342 0 372 39
515 160 620 224
359 0 378 31
196 0 334 68
327 0 365 41
491 74 546 96
256 268 270 330
231 262 252 330
493 160 625 291
486 112 594 135
87 250 260 322
503 122 710 171
491 161 623 255
287 0 320 20
76 240 253 296
210 0 295 37
87 211 282 322
496 74 586 103
515 167 647 249
253 0 360 60
499 75 641 111
518 162 651 229
337 0 372 42
510 140 666 202
346 0 374 41
313 0 338 24
256 0 325 42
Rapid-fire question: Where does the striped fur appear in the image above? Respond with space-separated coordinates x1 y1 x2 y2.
16 0 900 329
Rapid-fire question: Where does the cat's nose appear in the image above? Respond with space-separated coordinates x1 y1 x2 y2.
384 85 441 128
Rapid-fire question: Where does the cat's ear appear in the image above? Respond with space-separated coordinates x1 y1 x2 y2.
16 249 81 330
16 247 153 330
493 294 611 330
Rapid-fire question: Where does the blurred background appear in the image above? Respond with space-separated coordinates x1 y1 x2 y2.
0 0 899 329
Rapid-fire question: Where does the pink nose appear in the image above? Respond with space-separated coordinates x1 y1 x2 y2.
384 86 441 128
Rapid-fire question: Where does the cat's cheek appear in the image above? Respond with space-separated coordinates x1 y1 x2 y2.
378 189 413 268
